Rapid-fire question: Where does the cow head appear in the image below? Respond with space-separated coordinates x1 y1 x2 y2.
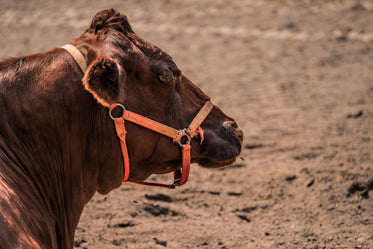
73 9 243 186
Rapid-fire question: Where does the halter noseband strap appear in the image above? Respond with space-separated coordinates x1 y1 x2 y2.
61 44 214 189
109 100 214 188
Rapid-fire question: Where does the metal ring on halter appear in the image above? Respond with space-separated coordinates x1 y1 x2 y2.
109 103 126 120
176 128 192 147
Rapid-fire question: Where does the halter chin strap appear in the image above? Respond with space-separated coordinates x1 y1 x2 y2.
109 100 214 188
61 44 214 189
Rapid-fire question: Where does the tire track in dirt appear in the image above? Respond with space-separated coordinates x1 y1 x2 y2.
2 8 373 43
136 23 373 43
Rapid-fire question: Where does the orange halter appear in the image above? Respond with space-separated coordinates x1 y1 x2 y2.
109 100 214 188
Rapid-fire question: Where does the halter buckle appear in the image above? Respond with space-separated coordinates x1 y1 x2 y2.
175 128 192 147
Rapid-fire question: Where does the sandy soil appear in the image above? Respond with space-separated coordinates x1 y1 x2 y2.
1 0 372 248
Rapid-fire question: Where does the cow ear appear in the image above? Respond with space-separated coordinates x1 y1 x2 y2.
83 57 124 107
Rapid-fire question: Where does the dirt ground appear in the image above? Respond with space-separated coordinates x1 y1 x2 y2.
1 0 372 248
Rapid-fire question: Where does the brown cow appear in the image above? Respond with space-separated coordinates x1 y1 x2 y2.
0 9 243 249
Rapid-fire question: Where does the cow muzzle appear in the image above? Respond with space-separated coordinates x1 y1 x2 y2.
223 120 244 142
197 120 243 168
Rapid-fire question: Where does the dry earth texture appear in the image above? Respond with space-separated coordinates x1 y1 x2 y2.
0 0 372 248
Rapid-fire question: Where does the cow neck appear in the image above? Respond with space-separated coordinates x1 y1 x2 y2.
61 44 214 189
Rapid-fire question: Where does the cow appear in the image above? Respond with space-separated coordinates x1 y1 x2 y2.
0 9 243 249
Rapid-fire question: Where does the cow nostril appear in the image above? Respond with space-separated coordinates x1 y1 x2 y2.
223 121 243 142
222 121 237 129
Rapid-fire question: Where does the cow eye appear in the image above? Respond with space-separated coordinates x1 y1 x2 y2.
158 68 174 83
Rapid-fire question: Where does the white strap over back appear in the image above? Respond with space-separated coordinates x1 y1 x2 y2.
60 44 88 73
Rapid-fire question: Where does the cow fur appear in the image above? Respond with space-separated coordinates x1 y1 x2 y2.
0 9 242 249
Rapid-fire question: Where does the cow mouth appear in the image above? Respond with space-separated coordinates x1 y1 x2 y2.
198 157 237 168
141 125 243 176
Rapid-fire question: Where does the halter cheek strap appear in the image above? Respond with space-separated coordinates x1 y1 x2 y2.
109 100 214 189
